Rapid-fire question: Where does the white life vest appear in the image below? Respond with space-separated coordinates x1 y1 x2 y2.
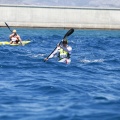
11 37 17 42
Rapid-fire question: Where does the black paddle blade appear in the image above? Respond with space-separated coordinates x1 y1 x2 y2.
63 28 74 39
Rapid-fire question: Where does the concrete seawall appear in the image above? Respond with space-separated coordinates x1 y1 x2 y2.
0 4 120 29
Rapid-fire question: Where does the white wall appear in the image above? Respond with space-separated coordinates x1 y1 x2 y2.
0 4 120 29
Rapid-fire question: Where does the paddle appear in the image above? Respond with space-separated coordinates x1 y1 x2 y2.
44 28 74 62
5 22 12 33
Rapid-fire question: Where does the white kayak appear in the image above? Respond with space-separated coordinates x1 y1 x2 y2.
58 58 71 64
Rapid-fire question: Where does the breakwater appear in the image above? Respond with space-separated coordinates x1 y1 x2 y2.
0 4 120 29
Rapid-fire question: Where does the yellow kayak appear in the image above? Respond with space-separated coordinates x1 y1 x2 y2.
0 41 31 46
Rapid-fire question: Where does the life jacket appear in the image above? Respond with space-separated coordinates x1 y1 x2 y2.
58 48 70 60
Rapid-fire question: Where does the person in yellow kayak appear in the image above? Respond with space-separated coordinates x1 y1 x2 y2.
9 29 23 45
44 39 72 64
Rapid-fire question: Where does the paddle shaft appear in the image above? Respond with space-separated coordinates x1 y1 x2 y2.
5 22 12 33
45 28 74 61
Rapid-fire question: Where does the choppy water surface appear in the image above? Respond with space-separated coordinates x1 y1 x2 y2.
0 28 120 120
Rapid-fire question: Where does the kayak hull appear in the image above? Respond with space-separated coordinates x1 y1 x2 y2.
0 41 31 46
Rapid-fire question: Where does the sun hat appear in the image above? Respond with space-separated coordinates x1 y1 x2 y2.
13 29 17 33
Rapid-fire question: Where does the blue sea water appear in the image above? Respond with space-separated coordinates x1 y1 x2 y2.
0 28 120 120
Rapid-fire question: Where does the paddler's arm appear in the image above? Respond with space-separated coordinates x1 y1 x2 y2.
44 46 60 61
19 39 24 46
44 53 55 61
9 33 14 41
9 35 12 44
18 35 24 46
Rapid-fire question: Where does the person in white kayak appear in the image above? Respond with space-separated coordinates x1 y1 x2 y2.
44 39 72 64
9 29 23 45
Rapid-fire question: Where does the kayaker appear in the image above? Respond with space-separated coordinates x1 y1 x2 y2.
9 29 23 45
44 39 72 64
